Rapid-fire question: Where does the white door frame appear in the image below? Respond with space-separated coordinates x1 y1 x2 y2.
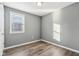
0 3 4 56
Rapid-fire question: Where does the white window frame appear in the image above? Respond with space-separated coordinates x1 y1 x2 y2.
10 11 25 33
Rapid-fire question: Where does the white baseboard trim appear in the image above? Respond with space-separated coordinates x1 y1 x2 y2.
4 39 79 53
41 40 79 53
4 40 40 50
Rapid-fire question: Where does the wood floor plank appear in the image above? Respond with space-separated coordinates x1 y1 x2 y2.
3 41 79 56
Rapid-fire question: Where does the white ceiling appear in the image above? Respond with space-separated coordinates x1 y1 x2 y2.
3 2 74 16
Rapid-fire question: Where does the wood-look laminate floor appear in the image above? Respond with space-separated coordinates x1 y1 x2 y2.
3 41 79 56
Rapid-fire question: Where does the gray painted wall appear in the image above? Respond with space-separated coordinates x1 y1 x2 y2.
41 13 53 41
42 2 79 51
4 6 41 47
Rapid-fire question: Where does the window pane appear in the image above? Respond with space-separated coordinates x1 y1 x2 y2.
53 23 60 33
12 23 23 32
53 32 60 41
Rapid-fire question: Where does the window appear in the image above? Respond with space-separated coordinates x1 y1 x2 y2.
53 23 60 41
10 11 25 33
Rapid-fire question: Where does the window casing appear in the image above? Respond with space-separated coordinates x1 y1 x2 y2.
10 11 25 33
